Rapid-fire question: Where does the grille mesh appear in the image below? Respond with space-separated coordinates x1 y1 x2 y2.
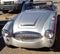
14 32 42 41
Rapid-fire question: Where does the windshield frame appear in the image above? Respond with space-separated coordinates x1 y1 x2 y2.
22 1 55 11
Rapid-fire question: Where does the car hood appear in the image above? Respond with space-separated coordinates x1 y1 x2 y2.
13 9 52 33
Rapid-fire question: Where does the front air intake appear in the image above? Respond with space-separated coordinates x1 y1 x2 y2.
14 31 42 41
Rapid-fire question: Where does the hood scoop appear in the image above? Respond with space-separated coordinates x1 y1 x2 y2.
21 17 39 26
20 12 40 26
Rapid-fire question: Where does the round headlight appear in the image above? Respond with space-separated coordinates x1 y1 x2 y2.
2 29 13 37
45 30 54 39
2 29 9 36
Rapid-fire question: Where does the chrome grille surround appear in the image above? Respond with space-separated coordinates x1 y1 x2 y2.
14 31 42 41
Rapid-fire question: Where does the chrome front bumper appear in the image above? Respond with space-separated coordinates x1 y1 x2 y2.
3 36 55 48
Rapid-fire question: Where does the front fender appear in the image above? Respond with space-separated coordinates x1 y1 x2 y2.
2 20 14 33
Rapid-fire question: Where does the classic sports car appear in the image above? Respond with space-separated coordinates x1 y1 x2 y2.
2 1 57 48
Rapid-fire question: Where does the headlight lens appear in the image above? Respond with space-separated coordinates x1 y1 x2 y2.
2 29 12 37
2 29 9 36
45 30 54 39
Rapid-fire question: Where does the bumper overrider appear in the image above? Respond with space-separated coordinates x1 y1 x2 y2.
0 4 21 10
3 31 55 48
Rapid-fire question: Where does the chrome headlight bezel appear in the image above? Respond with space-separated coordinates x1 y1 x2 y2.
2 29 9 36
45 30 54 39
2 29 13 38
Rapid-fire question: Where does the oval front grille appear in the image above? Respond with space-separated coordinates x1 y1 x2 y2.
14 31 42 41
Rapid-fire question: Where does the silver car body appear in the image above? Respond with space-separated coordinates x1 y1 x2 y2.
2 1 57 48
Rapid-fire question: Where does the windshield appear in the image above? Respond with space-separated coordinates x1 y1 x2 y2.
22 2 56 11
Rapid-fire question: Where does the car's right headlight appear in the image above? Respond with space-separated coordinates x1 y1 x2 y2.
2 29 12 37
2 29 8 36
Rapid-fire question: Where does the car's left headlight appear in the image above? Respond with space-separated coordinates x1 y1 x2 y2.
45 30 54 39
